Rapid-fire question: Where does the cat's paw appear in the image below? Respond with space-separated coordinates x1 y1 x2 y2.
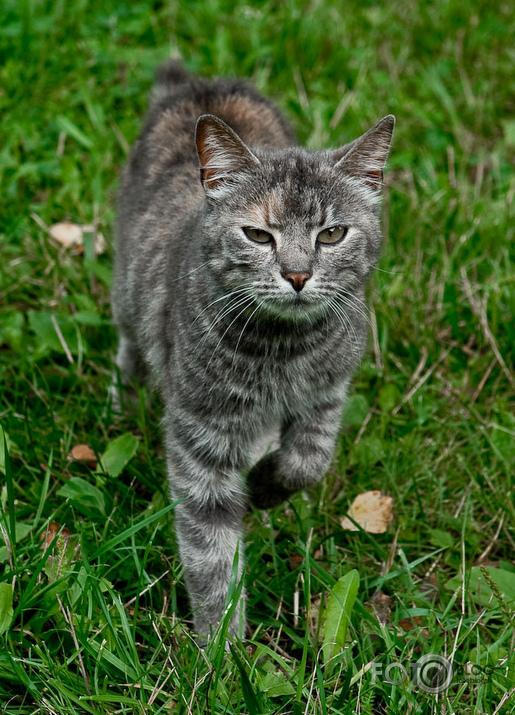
107 380 123 414
247 452 293 509
107 373 144 415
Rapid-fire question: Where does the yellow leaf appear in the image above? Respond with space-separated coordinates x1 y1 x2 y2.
340 490 394 534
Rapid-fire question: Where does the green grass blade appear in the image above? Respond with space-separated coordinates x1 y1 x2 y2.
93 501 178 559
321 569 360 665
230 645 265 715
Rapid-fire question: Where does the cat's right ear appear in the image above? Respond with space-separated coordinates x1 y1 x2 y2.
195 114 260 195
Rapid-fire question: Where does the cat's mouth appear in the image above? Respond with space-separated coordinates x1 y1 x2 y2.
290 294 312 308
260 293 324 319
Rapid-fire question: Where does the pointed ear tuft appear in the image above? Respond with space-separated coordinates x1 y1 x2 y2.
195 114 260 194
334 115 395 192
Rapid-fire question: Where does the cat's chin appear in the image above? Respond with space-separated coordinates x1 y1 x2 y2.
260 296 325 321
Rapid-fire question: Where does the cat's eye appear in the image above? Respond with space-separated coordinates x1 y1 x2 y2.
317 225 348 245
243 227 274 244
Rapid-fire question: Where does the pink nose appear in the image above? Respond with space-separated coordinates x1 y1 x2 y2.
283 271 311 292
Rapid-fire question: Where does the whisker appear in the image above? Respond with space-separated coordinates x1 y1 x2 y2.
333 291 379 352
334 290 373 330
327 297 348 330
196 292 254 350
337 288 370 314
333 297 370 348
375 266 403 275
327 298 360 357
232 300 265 366
191 285 253 326
170 259 213 284
205 297 256 371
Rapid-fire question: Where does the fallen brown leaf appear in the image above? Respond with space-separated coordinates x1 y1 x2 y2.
418 572 439 602
288 547 322 571
49 221 106 255
370 590 393 626
41 521 72 552
68 443 98 468
306 592 326 642
41 521 79 582
398 615 424 631
397 616 430 637
288 553 303 570
340 490 394 534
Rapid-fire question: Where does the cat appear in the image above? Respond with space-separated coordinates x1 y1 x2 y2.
111 60 394 640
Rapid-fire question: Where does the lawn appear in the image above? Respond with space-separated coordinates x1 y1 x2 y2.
0 0 514 713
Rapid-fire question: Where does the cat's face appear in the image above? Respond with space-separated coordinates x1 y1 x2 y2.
196 115 394 321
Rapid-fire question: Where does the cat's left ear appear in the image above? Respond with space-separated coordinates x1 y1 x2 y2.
195 114 260 195
333 115 395 192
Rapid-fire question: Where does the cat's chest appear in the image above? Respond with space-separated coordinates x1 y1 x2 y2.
231 347 340 414
176 306 353 416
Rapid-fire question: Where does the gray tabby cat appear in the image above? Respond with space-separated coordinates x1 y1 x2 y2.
112 61 394 640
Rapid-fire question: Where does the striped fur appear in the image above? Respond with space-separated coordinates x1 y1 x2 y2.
112 61 394 639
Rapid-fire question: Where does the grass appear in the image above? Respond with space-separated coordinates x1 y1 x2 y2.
1 0 514 712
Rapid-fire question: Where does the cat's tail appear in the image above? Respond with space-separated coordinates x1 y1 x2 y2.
151 58 191 106
155 59 191 87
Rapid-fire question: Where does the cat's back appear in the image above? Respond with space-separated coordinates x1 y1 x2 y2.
120 61 297 214
150 61 296 152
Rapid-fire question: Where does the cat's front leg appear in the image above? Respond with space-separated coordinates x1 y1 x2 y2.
165 416 248 640
109 331 147 412
248 387 347 509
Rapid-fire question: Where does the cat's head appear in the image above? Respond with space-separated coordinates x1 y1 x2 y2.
195 113 394 321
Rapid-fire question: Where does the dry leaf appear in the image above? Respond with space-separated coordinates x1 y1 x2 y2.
306 592 325 642
340 490 394 534
398 616 424 631
41 521 79 582
288 553 303 570
288 547 322 571
68 443 98 468
82 225 107 255
370 590 393 626
41 521 72 552
49 221 83 247
398 616 429 637
419 572 439 602
49 221 106 256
